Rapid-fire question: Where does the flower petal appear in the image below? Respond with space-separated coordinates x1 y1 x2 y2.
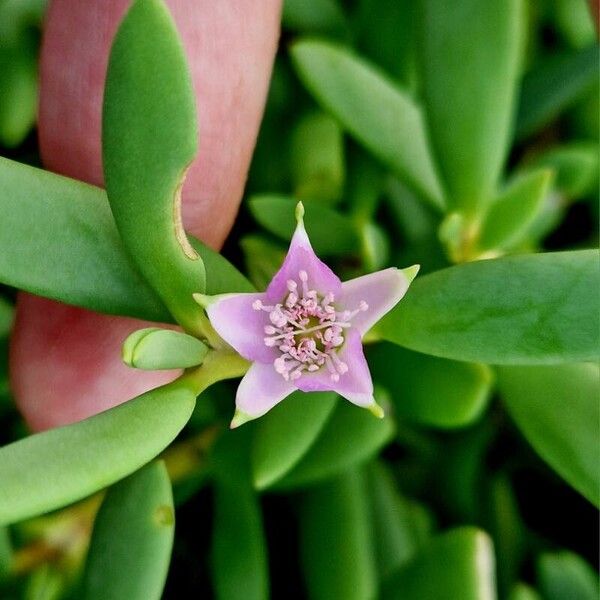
340 268 412 336
295 329 378 411
205 292 275 363
233 362 295 424
266 211 341 302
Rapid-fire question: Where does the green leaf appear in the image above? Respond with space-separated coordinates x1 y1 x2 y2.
516 45 599 140
381 527 496 600
537 551 599 600
508 583 542 600
290 40 445 209
251 391 337 490
282 0 350 39
366 462 419 579
368 343 492 429
378 250 600 364
81 461 175 600
122 328 209 370
240 235 285 291
290 110 345 203
103 0 204 332
275 398 394 489
299 469 377 600
248 194 359 256
531 142 599 200
211 428 268 600
0 527 11 581
417 0 522 215
477 169 553 254
0 297 13 338
0 158 250 321
497 363 600 506
0 378 196 526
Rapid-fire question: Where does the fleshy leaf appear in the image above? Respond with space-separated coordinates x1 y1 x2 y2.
477 168 554 254
368 343 492 429
122 328 209 370
381 527 496 600
299 469 377 600
0 378 196 526
537 551 599 600
249 194 359 256
290 39 445 209
251 391 338 489
417 0 522 214
497 363 600 506
377 250 600 364
0 157 250 321
274 396 394 489
103 0 205 332
516 44 599 141
81 461 175 600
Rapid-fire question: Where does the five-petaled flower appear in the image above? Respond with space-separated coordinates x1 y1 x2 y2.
196 203 418 428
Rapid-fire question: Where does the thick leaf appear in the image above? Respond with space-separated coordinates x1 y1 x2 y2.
0 158 250 320
211 428 268 600
81 461 175 600
249 194 359 256
381 527 496 600
477 169 553 253
537 551 599 600
531 142 599 200
0 297 12 338
0 527 11 581
282 0 350 39
0 378 196 526
378 250 600 364
290 110 345 203
418 0 522 214
251 391 337 490
103 0 204 332
367 462 418 579
508 584 542 600
299 469 377 600
516 45 599 140
122 328 209 370
497 363 600 506
240 235 286 291
368 343 492 429
275 398 395 489
290 40 445 209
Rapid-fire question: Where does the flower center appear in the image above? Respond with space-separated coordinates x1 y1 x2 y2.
252 270 368 382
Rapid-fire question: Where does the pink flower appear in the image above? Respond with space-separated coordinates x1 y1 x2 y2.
198 203 418 427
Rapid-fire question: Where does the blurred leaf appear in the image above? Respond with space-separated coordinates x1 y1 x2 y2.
211 428 268 600
377 250 600 364
381 527 496 600
103 0 204 332
0 37 37 148
485 474 526 596
368 343 492 429
0 297 13 338
0 158 249 321
81 461 175 600
290 40 445 209
552 0 596 48
25 565 63 600
290 110 345 204
251 391 337 490
0 378 196 526
508 583 542 600
516 44 599 140
477 168 553 254
497 363 600 506
299 468 377 600
355 0 418 90
531 142 599 200
240 235 285 290
366 462 418 579
418 0 522 214
360 221 391 271
0 527 11 581
249 194 359 256
537 551 599 600
0 0 46 44
282 0 350 39
275 398 394 489
122 328 209 370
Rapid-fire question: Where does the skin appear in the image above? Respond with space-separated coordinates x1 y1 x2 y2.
9 0 282 431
